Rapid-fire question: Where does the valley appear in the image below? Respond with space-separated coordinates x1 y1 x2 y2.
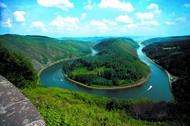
1 0 190 125
0 34 189 125
0 34 96 71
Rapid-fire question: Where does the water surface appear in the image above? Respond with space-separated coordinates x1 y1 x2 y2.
40 43 173 102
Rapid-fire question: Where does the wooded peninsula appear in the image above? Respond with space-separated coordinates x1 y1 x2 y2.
63 38 150 88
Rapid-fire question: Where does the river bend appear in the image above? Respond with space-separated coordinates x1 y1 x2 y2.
40 43 173 102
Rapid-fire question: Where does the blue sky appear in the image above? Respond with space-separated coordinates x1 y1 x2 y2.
0 0 190 37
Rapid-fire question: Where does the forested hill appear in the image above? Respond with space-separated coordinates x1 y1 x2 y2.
94 38 139 57
142 39 190 123
0 34 96 71
142 35 190 46
142 38 190 77
63 38 150 88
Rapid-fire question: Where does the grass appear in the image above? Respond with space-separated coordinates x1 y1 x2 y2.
71 67 107 76
22 87 178 126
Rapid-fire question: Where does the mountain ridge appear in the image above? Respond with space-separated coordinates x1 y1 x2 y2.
0 34 96 71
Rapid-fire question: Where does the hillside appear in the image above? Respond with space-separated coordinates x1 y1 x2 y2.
63 38 150 88
0 46 178 126
0 44 38 88
142 35 190 46
21 87 179 126
0 34 96 71
0 35 184 125
142 39 190 77
142 39 190 123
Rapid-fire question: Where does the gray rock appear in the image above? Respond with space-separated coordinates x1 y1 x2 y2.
0 75 45 126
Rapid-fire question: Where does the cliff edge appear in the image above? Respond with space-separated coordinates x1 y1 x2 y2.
0 75 45 126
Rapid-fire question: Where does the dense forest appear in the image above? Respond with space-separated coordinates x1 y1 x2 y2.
63 38 150 88
142 37 190 124
0 34 96 71
0 44 38 88
142 35 190 46
0 37 179 125
0 34 188 125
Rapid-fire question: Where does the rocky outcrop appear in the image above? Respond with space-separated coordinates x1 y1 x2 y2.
0 75 45 126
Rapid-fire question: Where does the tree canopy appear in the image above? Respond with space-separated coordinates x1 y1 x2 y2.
143 38 190 123
0 44 38 88
63 38 150 87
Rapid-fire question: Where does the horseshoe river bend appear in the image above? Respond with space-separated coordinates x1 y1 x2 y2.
40 43 173 102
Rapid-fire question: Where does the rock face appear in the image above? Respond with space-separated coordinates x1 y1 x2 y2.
0 75 45 126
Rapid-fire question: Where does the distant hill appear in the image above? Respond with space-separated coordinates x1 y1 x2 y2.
59 36 156 43
63 38 150 88
59 36 106 42
94 38 139 57
0 34 96 71
142 35 190 46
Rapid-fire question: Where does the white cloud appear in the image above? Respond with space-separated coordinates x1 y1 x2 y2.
115 15 133 23
136 12 154 20
103 19 117 25
141 20 160 26
31 21 47 31
84 0 93 10
98 0 134 12
0 2 7 8
81 13 86 19
153 9 161 15
84 5 93 10
147 3 158 10
50 15 79 31
37 0 74 10
125 24 137 28
5 18 12 28
165 22 175 25
184 3 190 7
147 3 161 14
176 17 186 22
13 11 26 22
90 20 108 31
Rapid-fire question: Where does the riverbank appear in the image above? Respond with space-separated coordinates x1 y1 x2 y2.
64 74 150 90
38 52 150 90
142 51 178 88
40 43 173 101
164 70 178 87
37 54 91 77
38 51 150 90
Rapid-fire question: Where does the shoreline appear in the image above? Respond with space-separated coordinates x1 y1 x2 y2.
37 54 91 78
142 51 178 88
64 74 150 90
38 49 151 90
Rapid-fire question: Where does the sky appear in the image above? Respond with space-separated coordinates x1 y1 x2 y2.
0 0 190 37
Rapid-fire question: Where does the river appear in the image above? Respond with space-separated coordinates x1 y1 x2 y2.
40 43 173 102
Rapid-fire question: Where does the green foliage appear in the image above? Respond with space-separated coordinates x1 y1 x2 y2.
142 35 190 46
143 40 190 77
63 38 150 87
0 34 96 71
22 87 178 126
143 38 190 124
0 44 38 88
